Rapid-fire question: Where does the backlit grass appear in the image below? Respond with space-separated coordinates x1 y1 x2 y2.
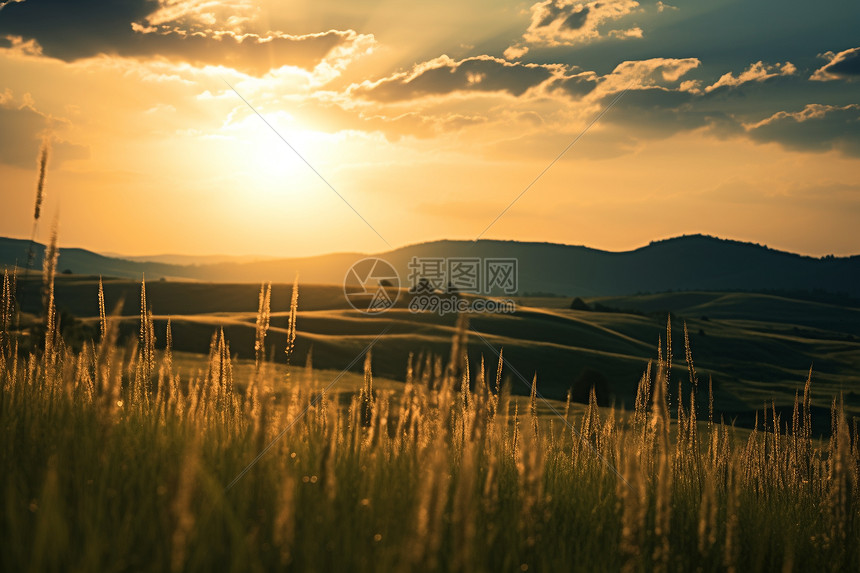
1 255 858 572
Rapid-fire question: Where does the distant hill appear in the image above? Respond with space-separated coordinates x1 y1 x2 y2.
0 238 189 280
99 253 280 266
2 234 859 297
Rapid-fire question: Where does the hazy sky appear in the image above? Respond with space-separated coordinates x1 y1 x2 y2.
1 0 858 257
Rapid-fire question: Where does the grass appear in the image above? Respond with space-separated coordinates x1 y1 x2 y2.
1 254 859 572
9 274 860 432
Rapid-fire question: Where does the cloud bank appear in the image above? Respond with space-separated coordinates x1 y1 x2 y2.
0 0 373 76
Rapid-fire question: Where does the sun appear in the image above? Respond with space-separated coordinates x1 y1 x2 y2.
220 113 328 192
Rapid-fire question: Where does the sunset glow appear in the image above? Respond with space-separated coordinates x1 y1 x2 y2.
1 0 858 257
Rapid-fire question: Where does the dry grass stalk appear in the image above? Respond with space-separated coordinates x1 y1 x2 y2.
34 139 49 221
42 221 59 376
255 281 271 371
97 276 106 340
285 276 298 366
25 140 50 273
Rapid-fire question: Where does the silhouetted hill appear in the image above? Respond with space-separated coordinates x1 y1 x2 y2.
102 253 279 265
0 238 189 279
2 234 859 297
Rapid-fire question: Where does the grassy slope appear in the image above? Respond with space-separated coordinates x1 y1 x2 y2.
13 275 860 432
4 270 859 572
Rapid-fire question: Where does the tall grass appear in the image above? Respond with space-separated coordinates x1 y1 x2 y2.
24 139 49 273
0 266 858 572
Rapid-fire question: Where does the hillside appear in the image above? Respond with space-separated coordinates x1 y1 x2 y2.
11 275 860 434
2 234 859 297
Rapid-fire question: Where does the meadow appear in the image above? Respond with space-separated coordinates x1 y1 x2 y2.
11 272 860 432
1 234 859 572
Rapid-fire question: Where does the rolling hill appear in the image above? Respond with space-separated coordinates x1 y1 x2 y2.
9 274 860 435
2 234 859 298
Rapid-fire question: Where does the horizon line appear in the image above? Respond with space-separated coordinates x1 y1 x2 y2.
0 232 857 262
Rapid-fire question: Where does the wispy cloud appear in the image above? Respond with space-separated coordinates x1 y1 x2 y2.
350 55 562 102
746 104 860 156
704 61 796 93
505 0 642 58
810 47 860 81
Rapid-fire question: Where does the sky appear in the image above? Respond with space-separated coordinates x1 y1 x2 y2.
0 0 858 258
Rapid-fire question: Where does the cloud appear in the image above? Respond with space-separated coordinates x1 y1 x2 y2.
746 104 860 156
0 33 42 56
704 61 796 93
810 47 860 81
518 0 641 47
350 55 561 102
346 55 715 144
590 59 860 155
329 48 858 160
344 55 746 143
145 0 259 30
0 0 25 10
0 0 373 76
608 27 643 39
585 58 745 139
0 91 89 168
503 45 529 60
354 111 489 140
599 57 701 92
596 87 739 138
551 71 599 98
